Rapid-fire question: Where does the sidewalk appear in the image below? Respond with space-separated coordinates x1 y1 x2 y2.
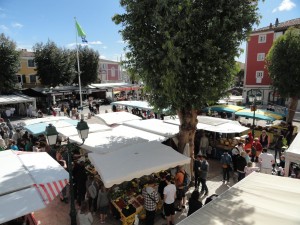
33 159 235 225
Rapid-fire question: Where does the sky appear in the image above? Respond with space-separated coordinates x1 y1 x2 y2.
0 0 299 62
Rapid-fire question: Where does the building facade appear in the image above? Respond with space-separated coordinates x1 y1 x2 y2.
243 18 300 108
17 49 40 88
99 59 126 83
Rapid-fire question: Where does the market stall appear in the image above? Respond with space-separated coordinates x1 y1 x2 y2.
164 116 250 158
0 94 37 117
88 141 190 225
0 150 69 224
69 125 166 154
123 119 179 138
285 132 300 177
57 123 111 138
94 111 142 126
177 172 300 225
24 119 78 135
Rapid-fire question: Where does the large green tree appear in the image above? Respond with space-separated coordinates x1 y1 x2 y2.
72 46 99 86
113 0 260 154
33 41 75 86
0 33 20 94
266 28 300 123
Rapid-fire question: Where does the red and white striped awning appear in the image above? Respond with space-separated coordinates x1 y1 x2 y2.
0 150 69 223
34 179 68 204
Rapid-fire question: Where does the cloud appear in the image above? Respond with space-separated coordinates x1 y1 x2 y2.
100 55 106 59
272 0 296 13
12 22 23 28
102 46 107 49
89 40 102 45
0 25 8 31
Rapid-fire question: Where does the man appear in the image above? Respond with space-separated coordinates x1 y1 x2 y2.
198 133 209 156
142 180 159 225
232 142 243 171
193 155 202 189
259 130 270 149
220 150 232 182
259 148 275 174
175 166 187 211
163 175 176 225
236 152 247 181
199 155 209 195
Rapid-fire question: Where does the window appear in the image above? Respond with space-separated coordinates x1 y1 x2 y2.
257 53 265 61
274 31 283 40
111 67 115 77
101 64 107 70
256 71 264 83
29 75 37 83
28 59 35 67
258 34 266 43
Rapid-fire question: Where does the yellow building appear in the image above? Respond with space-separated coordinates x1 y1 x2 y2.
17 49 40 88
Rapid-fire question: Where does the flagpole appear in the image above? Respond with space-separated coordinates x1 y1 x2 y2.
74 17 83 109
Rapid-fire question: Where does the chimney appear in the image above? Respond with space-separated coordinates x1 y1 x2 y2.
275 18 279 27
269 23 272 29
21 49 27 52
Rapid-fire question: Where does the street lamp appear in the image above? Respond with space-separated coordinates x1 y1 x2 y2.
248 93 262 136
45 119 89 225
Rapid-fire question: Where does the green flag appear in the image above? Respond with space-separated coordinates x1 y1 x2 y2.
75 20 87 43
75 21 86 37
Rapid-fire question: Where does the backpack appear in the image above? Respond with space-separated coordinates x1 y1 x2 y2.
88 181 97 199
181 171 191 188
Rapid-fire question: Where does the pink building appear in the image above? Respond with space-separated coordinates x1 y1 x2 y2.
99 59 123 83
243 18 300 107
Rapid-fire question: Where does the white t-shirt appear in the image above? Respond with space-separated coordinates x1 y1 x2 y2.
259 153 274 169
163 183 176 204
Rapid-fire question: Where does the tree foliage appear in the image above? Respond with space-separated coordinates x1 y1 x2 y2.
72 46 99 86
113 0 260 153
266 28 300 122
0 33 20 94
33 41 75 87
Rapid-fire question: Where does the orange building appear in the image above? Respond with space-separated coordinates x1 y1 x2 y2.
17 49 40 88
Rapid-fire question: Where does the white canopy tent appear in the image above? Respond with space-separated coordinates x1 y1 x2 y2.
285 132 300 177
57 123 111 138
69 125 166 154
94 112 142 125
22 116 70 126
111 100 154 110
178 172 300 225
0 150 69 224
123 119 179 137
0 94 36 106
88 141 191 188
164 116 249 134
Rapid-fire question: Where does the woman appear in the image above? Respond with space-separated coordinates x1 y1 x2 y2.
187 190 202 216
77 201 93 225
97 185 110 224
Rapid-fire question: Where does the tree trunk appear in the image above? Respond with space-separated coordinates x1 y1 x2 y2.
287 96 298 123
177 108 198 156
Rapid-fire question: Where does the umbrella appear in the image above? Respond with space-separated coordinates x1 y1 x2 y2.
204 105 245 113
235 108 285 121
